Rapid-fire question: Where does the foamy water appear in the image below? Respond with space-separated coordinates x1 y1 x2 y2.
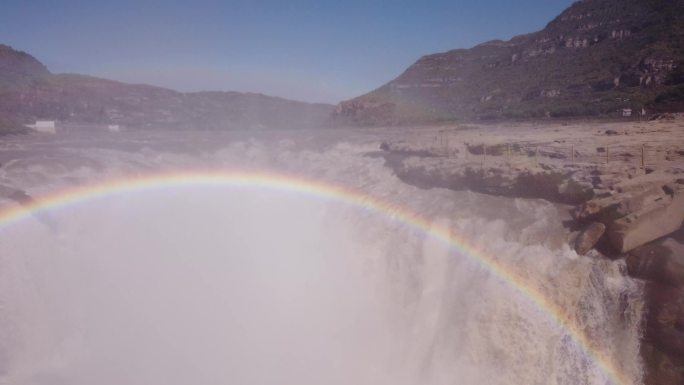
0 132 644 385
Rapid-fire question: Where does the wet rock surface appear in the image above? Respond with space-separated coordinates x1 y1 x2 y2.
574 222 606 256
627 246 684 288
629 234 684 385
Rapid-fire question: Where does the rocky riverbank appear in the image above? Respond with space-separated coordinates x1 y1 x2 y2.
374 115 684 385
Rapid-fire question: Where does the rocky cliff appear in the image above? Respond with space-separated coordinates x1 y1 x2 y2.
0 45 334 131
334 0 684 124
373 116 684 385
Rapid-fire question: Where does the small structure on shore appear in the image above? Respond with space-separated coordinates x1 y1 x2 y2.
27 121 57 134
621 108 633 117
107 124 121 133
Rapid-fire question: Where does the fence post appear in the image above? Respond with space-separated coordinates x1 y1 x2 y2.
641 145 645 168
606 146 609 164
507 143 511 163
535 146 539 165
482 145 486 167
439 132 445 155
571 145 575 164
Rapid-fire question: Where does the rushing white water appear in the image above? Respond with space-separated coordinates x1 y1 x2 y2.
0 132 644 385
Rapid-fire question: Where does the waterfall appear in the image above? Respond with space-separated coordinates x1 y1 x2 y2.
0 137 644 385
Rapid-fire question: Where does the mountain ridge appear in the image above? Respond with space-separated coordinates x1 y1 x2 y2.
333 0 684 125
0 44 334 132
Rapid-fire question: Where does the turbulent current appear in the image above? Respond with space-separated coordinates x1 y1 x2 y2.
0 131 644 385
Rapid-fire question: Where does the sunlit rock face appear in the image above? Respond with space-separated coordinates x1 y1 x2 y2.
0 131 644 385
334 0 684 124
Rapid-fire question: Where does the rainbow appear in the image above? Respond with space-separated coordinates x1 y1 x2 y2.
0 170 632 385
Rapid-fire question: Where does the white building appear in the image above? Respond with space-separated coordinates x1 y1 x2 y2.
621 108 633 117
107 124 121 133
27 121 57 134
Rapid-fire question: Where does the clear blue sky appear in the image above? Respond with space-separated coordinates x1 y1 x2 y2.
1 0 574 103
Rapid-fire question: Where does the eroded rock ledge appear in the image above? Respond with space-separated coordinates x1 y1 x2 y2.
377 139 684 385
378 139 684 254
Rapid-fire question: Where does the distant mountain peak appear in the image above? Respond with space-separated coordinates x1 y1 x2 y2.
0 45 333 131
0 45 50 86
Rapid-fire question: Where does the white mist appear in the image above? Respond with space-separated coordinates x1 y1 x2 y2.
0 188 403 385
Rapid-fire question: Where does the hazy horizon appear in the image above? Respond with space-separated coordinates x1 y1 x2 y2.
1 0 574 104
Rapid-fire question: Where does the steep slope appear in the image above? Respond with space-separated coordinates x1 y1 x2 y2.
334 0 684 125
0 45 333 131
0 44 50 88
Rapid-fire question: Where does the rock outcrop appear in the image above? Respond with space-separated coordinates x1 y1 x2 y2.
377 132 684 256
574 182 684 253
627 248 684 287
627 239 684 385
607 189 684 253
380 141 595 204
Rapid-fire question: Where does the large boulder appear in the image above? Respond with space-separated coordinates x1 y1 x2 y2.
574 222 606 255
606 190 684 254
